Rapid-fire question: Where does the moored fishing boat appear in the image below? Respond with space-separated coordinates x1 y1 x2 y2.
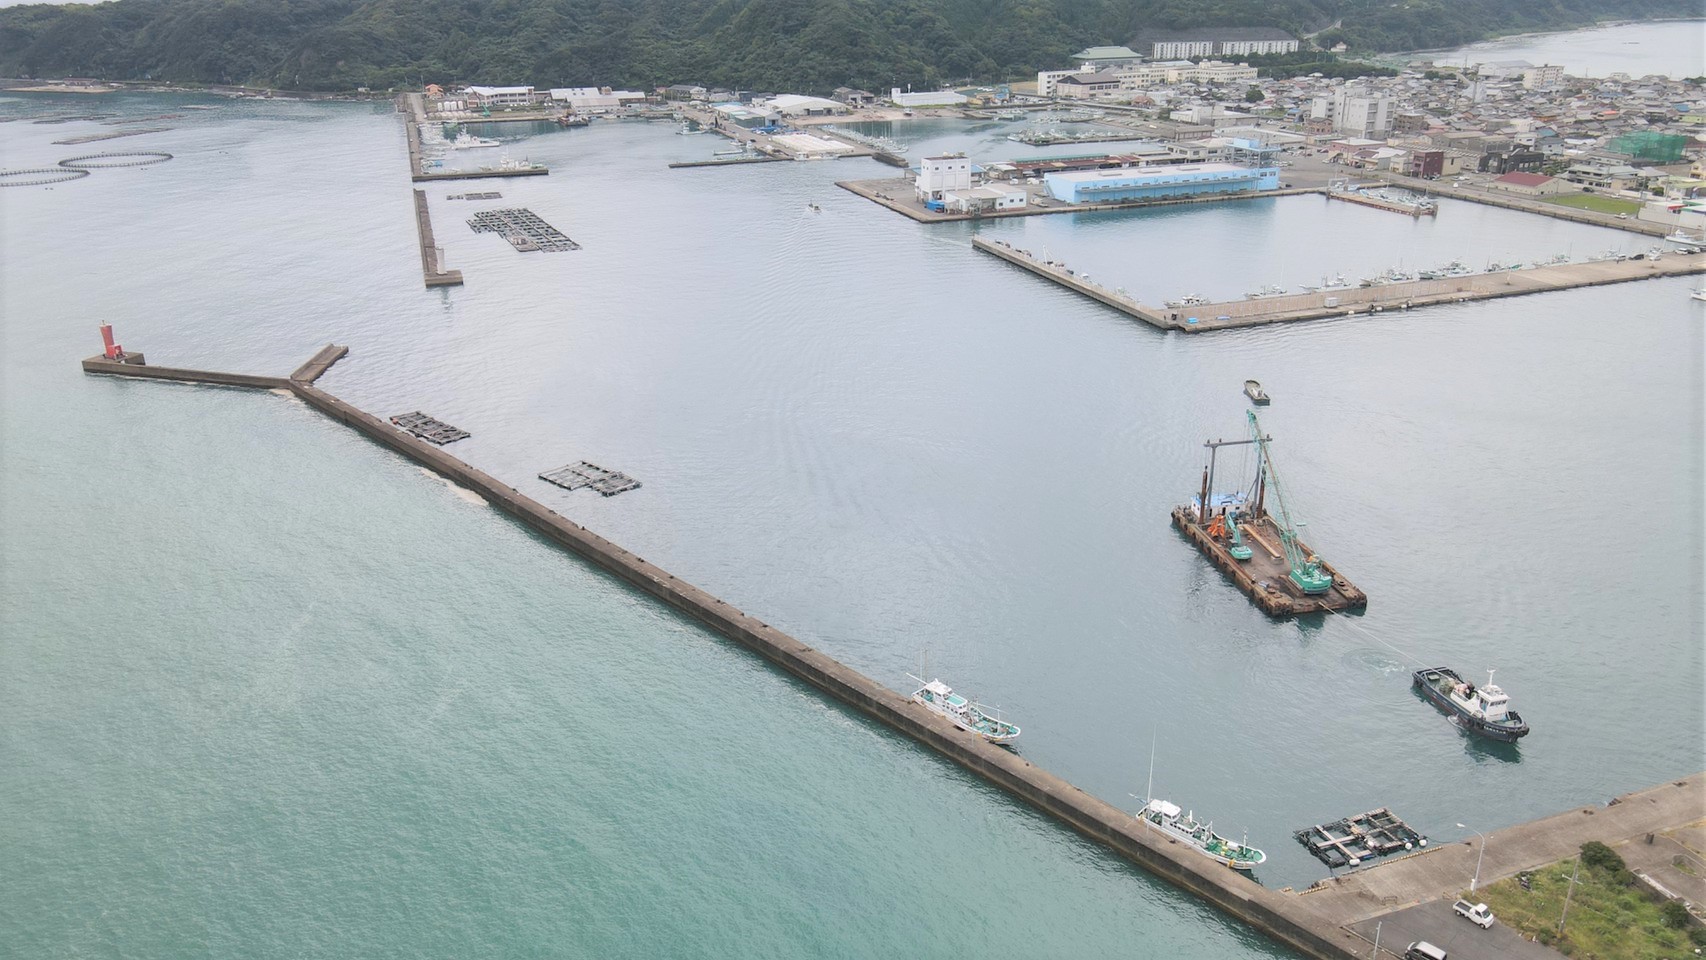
1138 799 1266 869
1412 667 1529 742
909 677 1019 744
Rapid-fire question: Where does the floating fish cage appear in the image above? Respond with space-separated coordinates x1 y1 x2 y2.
539 461 641 497
447 191 502 200
467 208 580 252
390 411 470 445
1294 807 1427 869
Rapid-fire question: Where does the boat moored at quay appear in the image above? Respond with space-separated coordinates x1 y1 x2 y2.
1412 667 1530 742
1138 799 1266 870
909 676 1020 744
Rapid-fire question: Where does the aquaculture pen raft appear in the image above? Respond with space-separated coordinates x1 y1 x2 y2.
1295 808 1428 869
539 461 641 497
1172 506 1367 618
467 208 580 252
390 412 470 445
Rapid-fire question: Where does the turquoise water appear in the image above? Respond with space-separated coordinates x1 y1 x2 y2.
3 92 1702 956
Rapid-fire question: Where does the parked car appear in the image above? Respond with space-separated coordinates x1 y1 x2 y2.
1453 899 1496 928
1406 942 1447 960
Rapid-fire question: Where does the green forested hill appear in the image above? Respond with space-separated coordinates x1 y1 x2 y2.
0 0 1696 93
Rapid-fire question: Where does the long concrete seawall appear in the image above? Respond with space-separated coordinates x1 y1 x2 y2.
975 235 1706 333
280 371 1366 960
83 345 1364 960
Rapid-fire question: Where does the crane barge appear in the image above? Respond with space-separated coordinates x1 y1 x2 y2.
1171 410 1367 617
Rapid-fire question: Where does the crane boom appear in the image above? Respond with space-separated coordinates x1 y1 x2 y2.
1246 411 1333 594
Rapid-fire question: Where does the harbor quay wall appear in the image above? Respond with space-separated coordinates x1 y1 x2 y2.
1369 172 1671 237
412 189 464 288
971 237 1175 329
271 371 1367 960
80 356 289 390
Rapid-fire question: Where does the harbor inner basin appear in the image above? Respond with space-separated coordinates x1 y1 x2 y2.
3 91 1703 952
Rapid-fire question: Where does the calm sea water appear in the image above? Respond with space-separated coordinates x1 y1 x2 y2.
3 92 1702 956
1430 18 1706 78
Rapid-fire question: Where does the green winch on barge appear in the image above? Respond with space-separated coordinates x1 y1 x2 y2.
1172 410 1367 617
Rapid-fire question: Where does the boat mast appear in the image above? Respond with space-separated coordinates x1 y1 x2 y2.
1145 731 1156 806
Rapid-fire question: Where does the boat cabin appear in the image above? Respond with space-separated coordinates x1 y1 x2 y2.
1451 681 1511 721
1147 799 1182 820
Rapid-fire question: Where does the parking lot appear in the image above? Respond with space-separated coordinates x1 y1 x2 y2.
1348 899 1565 960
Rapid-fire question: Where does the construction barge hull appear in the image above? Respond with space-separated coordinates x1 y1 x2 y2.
1172 506 1367 617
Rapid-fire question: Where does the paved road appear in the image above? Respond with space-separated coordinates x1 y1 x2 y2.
1349 899 1564 960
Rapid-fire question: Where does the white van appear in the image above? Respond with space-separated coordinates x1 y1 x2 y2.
1405 942 1447 960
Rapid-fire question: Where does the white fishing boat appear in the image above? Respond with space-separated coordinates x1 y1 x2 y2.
1165 294 1210 308
450 131 501 149
1663 229 1703 246
908 675 1018 744
1691 288 1706 302
1139 799 1268 869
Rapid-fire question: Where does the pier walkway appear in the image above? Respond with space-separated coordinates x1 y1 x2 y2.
1306 774 1704 958
413 189 463 288
974 235 1705 333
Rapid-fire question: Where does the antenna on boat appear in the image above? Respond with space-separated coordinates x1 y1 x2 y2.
1486 668 1496 688
1145 730 1157 805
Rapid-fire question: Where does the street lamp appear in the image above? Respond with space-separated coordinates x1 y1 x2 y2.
1457 822 1487 892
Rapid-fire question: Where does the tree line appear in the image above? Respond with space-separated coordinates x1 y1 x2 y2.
0 0 1695 93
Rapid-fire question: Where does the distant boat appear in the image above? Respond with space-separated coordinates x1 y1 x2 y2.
1244 380 1270 405
1165 294 1210 308
1664 229 1703 246
1692 288 1706 302
450 131 501 149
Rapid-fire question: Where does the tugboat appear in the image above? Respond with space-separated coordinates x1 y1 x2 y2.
909 676 1019 744
1138 799 1266 869
1412 668 1530 741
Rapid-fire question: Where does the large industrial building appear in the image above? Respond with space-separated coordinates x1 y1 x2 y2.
1043 163 1279 204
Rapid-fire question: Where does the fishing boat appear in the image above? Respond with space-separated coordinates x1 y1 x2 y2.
909 676 1019 744
450 131 501 149
1663 229 1703 246
1165 294 1210 308
1138 799 1267 869
1300 273 1353 292
1244 380 1270 405
1691 288 1706 302
1412 667 1530 742
1243 284 1288 299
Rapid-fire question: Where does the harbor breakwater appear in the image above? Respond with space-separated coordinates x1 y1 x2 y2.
80 345 1371 960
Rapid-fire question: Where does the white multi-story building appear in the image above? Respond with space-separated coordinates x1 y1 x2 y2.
1182 61 1258 84
548 87 645 112
1037 68 1091 97
1312 85 1393 138
1144 29 1297 60
465 85 538 107
916 153 973 202
1522 64 1565 89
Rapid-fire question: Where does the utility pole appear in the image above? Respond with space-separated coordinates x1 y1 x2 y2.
1558 855 1581 937
1370 921 1381 959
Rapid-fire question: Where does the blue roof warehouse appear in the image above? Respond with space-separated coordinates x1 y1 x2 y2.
1043 162 1280 204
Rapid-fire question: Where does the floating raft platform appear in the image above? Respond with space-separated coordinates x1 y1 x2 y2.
447 191 502 200
467 208 581 252
1295 808 1428 869
390 411 469 445
1172 506 1366 617
539 461 641 497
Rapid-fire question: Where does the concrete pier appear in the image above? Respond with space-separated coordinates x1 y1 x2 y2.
972 236 1176 328
81 355 289 389
413 189 463 288
289 343 348 383
974 235 1706 333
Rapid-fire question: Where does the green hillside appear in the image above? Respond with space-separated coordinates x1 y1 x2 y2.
0 0 1696 92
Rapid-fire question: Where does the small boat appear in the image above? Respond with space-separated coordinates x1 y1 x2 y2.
1300 273 1354 293
1138 799 1266 869
1244 380 1269 405
807 202 821 212
556 114 591 127
1691 288 1706 302
1663 229 1703 246
1243 284 1288 299
450 131 501 149
1412 667 1530 742
909 676 1019 744
1165 294 1209 308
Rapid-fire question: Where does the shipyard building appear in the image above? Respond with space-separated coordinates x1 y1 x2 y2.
1044 163 1279 204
